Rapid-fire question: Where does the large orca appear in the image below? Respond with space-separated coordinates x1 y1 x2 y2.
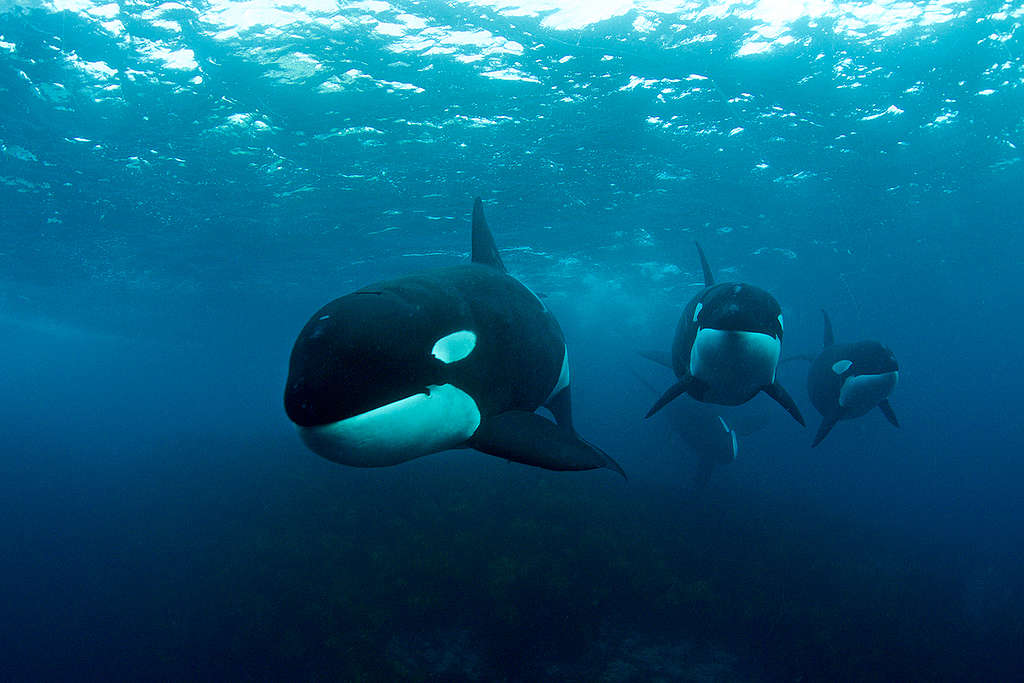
284 198 624 476
805 310 899 447
645 242 805 426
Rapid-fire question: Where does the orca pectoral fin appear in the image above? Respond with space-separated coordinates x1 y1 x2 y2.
761 382 805 426
637 349 674 369
878 399 900 428
470 411 626 478
811 414 839 447
645 376 698 418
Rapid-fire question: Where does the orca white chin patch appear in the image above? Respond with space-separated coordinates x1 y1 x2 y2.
297 384 481 467
689 328 780 404
839 371 899 413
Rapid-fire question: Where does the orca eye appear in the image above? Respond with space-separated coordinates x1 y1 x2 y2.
777 314 784 333
692 302 703 323
431 330 477 364
832 360 853 375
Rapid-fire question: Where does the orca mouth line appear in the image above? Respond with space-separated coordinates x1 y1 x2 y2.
287 383 436 428
297 383 482 467
699 326 778 338
838 371 899 410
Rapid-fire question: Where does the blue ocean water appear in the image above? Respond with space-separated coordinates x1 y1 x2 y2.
2 0 1022 680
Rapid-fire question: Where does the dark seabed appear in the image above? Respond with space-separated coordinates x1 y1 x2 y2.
1 1 1022 681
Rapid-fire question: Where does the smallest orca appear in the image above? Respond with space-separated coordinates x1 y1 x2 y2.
633 364 740 493
806 310 900 447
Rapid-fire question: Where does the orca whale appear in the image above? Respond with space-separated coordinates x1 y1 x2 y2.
284 198 624 476
633 362 740 492
645 242 805 426
805 310 899 447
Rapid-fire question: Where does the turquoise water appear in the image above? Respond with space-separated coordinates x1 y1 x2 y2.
2 2 1022 680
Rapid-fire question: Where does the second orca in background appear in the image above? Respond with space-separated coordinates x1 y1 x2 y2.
633 362 769 493
804 310 900 447
645 242 805 426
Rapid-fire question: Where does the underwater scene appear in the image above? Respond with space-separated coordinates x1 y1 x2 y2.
2 0 1023 680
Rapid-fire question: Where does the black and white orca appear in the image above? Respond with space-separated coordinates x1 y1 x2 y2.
645 242 804 425
806 310 899 447
633 362 741 492
284 198 624 477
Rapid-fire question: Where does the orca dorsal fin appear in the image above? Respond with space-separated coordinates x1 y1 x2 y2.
695 241 714 287
822 309 835 347
471 197 506 272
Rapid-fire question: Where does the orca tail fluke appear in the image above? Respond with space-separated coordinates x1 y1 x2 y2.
878 399 900 428
761 382 805 426
645 376 695 418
